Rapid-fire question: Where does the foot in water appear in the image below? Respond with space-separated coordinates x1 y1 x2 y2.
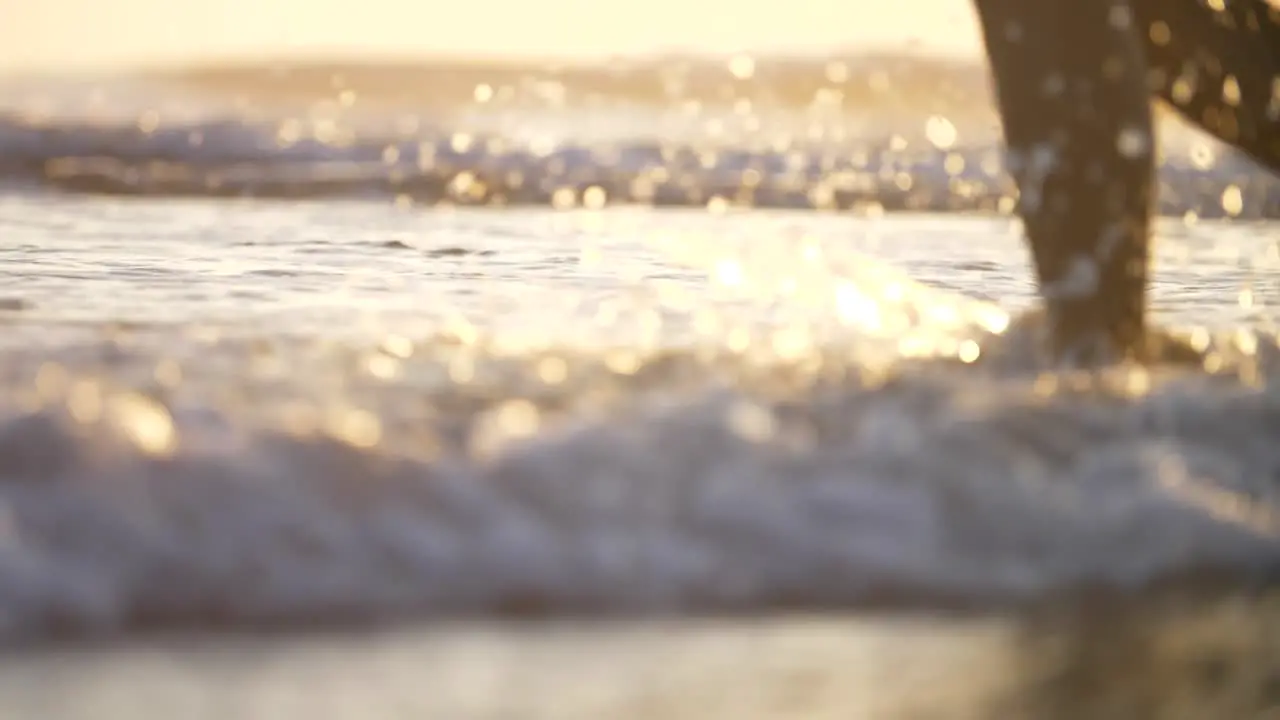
971 0 1280 367
997 308 1206 368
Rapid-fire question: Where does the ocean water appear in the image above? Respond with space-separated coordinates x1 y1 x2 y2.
1 55 1279 718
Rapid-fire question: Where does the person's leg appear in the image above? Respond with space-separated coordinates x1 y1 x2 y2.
1133 0 1280 172
972 0 1156 364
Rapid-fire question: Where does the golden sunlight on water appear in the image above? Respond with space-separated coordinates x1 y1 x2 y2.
1 2 1278 717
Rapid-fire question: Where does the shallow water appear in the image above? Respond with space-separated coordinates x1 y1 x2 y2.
8 594 1280 720
2 55 1280 718
2 56 1278 217
1 197 1278 640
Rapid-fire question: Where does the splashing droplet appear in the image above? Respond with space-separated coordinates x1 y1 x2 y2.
1221 185 1244 217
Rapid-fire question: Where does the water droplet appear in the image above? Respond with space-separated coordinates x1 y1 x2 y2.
728 55 756 80
924 116 958 150
583 186 608 210
1221 185 1244 216
537 356 568 385
1222 75 1242 107
109 393 177 456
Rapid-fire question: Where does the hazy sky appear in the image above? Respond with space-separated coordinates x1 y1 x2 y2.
0 0 984 73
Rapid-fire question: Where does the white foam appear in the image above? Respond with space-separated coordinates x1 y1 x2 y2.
0 314 1276 642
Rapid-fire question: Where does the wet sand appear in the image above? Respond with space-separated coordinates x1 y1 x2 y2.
4 587 1277 720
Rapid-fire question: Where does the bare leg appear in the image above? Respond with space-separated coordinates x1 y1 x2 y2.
1133 0 1280 171
973 0 1156 364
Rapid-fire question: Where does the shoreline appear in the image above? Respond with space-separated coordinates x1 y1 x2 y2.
3 588 1277 720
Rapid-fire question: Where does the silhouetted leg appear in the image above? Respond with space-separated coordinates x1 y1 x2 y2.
1133 0 1280 171
973 0 1155 364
